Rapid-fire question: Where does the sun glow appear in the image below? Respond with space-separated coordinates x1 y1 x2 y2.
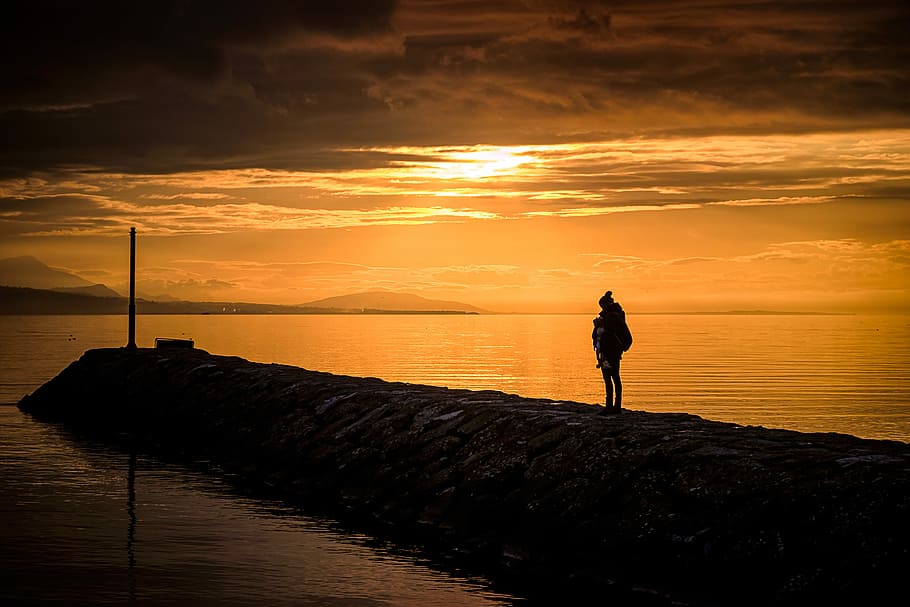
343 144 539 183
12 131 898 205
426 146 534 180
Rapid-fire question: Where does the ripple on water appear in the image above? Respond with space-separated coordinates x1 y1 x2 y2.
0 407 518 607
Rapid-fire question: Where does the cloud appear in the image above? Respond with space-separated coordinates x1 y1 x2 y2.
135 275 238 301
0 191 501 236
0 1 402 176
523 203 701 217
707 196 837 208
2 1 397 107
577 237 910 312
421 265 531 288
141 193 234 201
0 194 133 238
1 129 906 239
1 1 907 177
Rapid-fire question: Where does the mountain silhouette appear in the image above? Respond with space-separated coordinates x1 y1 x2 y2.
300 291 488 313
50 284 123 298
0 256 96 290
0 257 487 314
0 285 488 315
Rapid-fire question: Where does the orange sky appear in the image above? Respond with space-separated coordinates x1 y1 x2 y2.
1 1 908 313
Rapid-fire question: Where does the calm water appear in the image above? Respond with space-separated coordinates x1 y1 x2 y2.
2 313 909 604
0 407 517 606
2 313 909 440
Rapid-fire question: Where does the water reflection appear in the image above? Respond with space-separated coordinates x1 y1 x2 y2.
127 452 137 603
0 408 519 607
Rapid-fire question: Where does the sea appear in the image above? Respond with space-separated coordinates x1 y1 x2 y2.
1 313 909 605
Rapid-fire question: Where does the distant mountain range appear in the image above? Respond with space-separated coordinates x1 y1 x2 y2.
45 284 123 298
300 291 488 313
0 256 487 315
0 255 117 293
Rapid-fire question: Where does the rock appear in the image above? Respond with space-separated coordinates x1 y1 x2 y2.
18 347 910 606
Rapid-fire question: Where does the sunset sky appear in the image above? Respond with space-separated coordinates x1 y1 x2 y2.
2 0 908 313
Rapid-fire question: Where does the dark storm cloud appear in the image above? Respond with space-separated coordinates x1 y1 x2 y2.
488 1 908 116
2 1 397 107
359 0 910 143
1 0 908 177
0 193 131 237
0 194 113 220
1 1 400 175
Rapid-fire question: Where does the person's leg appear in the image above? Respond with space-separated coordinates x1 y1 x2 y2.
600 366 613 408
612 360 622 410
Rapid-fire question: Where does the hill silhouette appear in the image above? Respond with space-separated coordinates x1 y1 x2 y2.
50 284 122 298
0 286 485 315
0 256 486 315
0 255 95 290
300 290 488 313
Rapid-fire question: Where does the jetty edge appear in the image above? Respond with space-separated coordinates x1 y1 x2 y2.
17 347 910 606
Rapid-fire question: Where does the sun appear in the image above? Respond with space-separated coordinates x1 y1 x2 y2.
428 145 533 180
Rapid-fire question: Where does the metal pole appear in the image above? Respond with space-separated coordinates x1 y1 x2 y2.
127 227 136 348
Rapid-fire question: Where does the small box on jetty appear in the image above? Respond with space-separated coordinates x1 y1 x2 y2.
154 337 194 349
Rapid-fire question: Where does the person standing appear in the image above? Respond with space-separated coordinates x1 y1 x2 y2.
593 290 630 414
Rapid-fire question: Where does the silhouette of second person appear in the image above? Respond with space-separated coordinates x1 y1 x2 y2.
593 290 626 414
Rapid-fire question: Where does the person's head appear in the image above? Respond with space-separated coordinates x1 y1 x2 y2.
598 290 614 310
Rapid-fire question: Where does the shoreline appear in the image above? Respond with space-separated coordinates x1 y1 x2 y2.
18 347 910 606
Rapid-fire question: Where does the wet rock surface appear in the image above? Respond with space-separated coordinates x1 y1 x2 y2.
18 347 910 606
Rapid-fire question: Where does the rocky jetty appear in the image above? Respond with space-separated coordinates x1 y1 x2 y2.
18 347 910 606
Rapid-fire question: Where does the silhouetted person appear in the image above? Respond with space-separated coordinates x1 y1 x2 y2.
593 290 629 414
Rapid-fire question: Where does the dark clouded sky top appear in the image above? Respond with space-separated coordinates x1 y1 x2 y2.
3 0 908 175
4 1 397 98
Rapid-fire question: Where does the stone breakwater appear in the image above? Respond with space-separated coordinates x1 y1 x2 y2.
18 347 910 606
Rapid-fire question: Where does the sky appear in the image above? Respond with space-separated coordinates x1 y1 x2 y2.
1 0 908 313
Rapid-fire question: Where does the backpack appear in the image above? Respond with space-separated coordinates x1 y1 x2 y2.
615 319 633 352
596 308 633 355
603 303 633 352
